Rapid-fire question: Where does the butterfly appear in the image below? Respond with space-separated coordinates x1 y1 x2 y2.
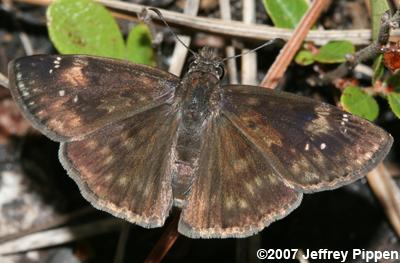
8 46 392 238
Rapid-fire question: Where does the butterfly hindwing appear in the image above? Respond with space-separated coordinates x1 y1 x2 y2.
179 114 302 238
222 85 393 192
59 104 179 227
8 55 180 141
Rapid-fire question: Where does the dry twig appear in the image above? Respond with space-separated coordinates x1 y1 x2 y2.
144 212 180 263
219 0 238 84
13 0 373 45
0 218 122 255
167 0 199 76
241 0 257 85
367 163 400 236
261 0 331 89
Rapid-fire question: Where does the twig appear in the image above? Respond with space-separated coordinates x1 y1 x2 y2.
241 0 257 85
18 32 34 56
261 0 331 89
168 0 199 76
144 212 180 263
13 0 374 45
0 206 95 243
113 223 130 263
0 218 122 255
320 9 400 85
367 163 400 236
0 73 9 89
219 0 238 84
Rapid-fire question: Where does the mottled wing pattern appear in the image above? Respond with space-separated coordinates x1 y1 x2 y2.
179 115 302 238
8 55 179 141
222 85 393 193
59 105 179 227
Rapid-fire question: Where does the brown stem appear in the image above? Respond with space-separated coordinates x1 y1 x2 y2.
260 0 331 89
144 211 180 263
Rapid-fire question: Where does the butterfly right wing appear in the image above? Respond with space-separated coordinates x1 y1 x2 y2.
8 55 180 141
221 85 392 193
178 114 302 238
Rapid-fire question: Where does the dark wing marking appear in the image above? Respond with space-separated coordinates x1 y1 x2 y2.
222 85 393 193
59 104 179 227
8 55 179 141
178 115 302 238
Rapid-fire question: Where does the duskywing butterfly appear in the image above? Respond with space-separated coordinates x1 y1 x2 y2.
8 46 392 238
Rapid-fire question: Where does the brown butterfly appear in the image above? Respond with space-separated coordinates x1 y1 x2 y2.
8 46 392 238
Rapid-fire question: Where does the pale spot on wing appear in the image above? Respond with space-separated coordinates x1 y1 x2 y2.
226 196 235 210
121 131 130 140
305 143 310 151
48 118 65 130
305 105 332 135
246 97 260 105
291 162 302 174
320 143 327 150
239 199 248 209
268 174 278 185
73 95 79 103
233 159 248 173
104 173 113 182
104 156 113 165
245 182 255 195
86 140 98 150
118 176 129 186
59 90 65 96
100 147 111 155
254 176 262 186
60 66 88 87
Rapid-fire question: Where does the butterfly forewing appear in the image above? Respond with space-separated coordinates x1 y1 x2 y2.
8 55 180 141
60 104 179 227
222 85 393 192
179 114 302 238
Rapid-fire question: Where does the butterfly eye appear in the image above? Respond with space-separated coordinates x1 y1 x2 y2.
216 64 225 79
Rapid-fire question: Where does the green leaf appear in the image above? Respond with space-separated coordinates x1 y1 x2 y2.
126 24 155 66
386 71 400 92
388 92 400 118
295 49 314 65
371 0 390 41
340 86 379 121
372 54 385 84
313 41 355 64
47 0 125 59
263 0 309 29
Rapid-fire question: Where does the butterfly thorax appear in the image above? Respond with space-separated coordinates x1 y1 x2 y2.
172 47 223 207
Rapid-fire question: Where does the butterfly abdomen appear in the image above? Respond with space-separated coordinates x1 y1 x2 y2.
171 70 221 207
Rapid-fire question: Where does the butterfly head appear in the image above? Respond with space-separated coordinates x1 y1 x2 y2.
189 46 224 79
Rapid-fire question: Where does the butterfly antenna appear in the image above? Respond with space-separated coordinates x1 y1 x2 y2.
222 38 285 61
148 8 197 57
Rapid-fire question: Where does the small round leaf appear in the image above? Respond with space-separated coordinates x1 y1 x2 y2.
314 41 355 64
387 92 400 118
126 24 156 66
340 86 379 121
47 0 125 59
295 50 314 66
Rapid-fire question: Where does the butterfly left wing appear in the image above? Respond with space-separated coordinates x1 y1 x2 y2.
59 104 179 227
8 55 180 141
178 114 302 238
221 85 393 193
